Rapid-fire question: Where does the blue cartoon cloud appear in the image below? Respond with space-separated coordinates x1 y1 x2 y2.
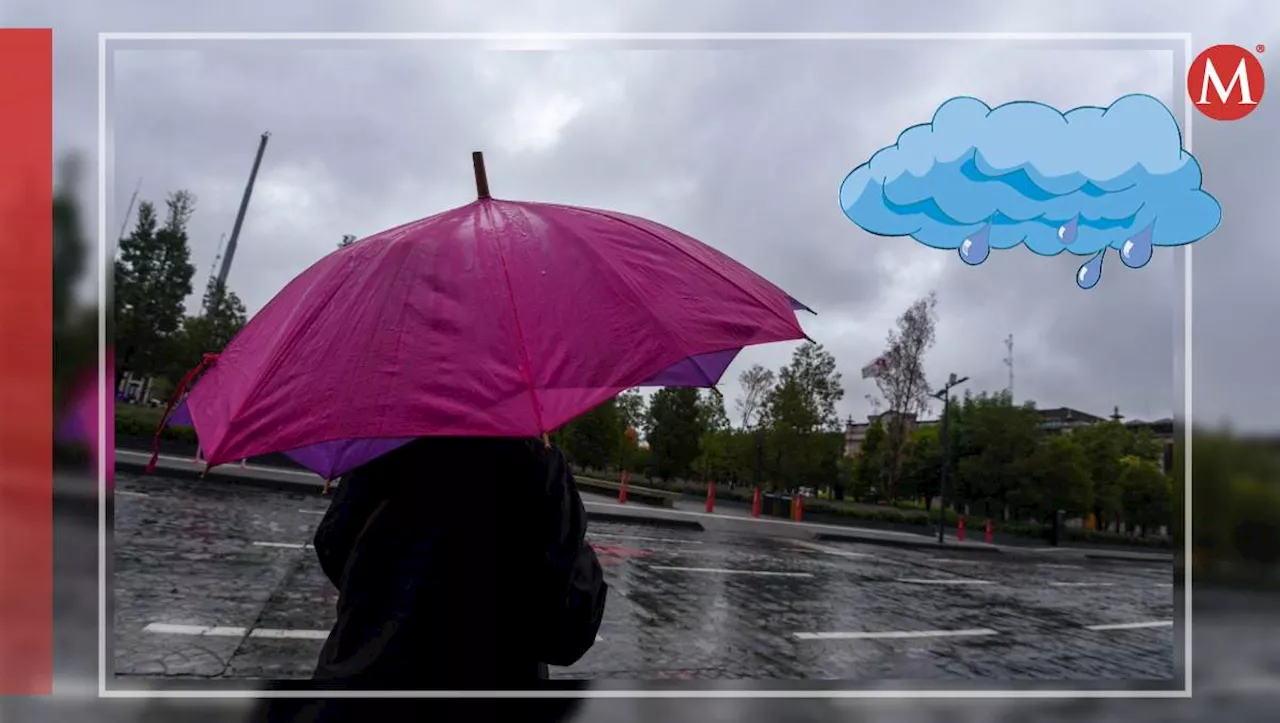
838 94 1222 289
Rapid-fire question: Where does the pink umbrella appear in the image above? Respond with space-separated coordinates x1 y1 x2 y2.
152 153 810 479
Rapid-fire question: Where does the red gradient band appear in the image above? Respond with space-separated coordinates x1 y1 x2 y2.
0 28 54 695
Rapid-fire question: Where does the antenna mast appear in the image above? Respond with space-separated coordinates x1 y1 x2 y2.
1003 334 1014 403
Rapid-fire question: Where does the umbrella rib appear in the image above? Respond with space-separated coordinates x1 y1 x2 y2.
552 203 804 337
480 203 548 435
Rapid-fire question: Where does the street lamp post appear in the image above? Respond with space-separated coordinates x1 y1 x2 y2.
935 373 969 544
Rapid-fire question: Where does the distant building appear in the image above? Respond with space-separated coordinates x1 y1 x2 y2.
844 411 938 457
1125 417 1176 472
1036 406 1106 432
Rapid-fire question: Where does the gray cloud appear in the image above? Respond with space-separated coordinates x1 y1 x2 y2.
13 0 1279 431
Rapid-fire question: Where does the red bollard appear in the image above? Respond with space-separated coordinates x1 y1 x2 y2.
751 486 762 518
705 482 716 513
618 471 629 504
985 519 993 545
957 516 966 542
793 493 804 522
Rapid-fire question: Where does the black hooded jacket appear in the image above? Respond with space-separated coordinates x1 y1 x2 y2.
308 436 607 690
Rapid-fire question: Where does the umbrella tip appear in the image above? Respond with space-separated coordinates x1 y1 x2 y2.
472 151 491 200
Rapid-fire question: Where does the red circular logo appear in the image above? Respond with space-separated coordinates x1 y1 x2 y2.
1187 44 1266 121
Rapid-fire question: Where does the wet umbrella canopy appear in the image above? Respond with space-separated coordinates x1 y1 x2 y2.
155 153 810 479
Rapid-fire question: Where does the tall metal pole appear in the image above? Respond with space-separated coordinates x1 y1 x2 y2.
935 373 969 544
1003 334 1014 403
215 131 271 297
937 390 949 543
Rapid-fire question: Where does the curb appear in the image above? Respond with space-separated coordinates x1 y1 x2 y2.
813 531 1004 554
1084 552 1174 564
116 458 326 497
584 510 704 532
117 454 706 532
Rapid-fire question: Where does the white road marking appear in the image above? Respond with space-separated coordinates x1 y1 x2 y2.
795 628 998 641
928 558 982 564
143 623 247 637
649 565 814 578
299 509 325 515
1085 620 1173 631
248 628 329 640
1049 582 1114 587
1037 564 1084 570
115 490 149 498
896 578 993 585
588 532 703 545
790 540 874 558
1156 582 1175 587
144 622 604 643
253 541 310 550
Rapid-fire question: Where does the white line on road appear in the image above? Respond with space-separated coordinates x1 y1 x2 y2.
896 578 993 585
789 540 874 558
1049 582 1114 587
143 622 605 643
795 628 999 641
648 565 814 578
143 623 247 637
588 533 704 545
115 490 149 498
928 558 983 564
299 509 325 515
1156 582 1174 587
1085 620 1173 631
248 628 329 640
1037 564 1084 570
253 541 310 550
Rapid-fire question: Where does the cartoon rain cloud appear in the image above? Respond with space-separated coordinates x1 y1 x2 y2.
839 94 1221 289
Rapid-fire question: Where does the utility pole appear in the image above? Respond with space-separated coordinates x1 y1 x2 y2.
214 131 271 306
935 372 970 543
1003 334 1014 403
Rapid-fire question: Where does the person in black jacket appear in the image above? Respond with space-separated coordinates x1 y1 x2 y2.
308 435 607 690
252 436 605 721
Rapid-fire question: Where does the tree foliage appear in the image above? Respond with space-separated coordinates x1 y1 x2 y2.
734 364 775 429
874 292 938 498
114 191 198 379
645 387 704 480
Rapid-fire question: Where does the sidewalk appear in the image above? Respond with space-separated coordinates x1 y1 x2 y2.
113 450 1172 562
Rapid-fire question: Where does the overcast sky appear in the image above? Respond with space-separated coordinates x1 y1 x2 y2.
14 0 1279 432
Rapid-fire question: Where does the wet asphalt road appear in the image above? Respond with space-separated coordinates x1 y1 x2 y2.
110 472 1175 684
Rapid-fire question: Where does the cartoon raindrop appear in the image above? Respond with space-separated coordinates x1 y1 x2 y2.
1120 223 1154 269
959 223 991 265
1057 216 1079 245
1076 248 1105 290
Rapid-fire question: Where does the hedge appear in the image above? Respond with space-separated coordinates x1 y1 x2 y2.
116 404 197 444
576 468 1171 550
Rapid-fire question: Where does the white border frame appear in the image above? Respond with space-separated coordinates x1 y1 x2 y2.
97 31 1195 699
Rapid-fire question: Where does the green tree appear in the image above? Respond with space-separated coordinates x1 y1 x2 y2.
563 398 622 471
616 389 646 434
338 234 357 248
762 342 845 490
645 387 704 480
114 191 198 381
1117 455 1171 536
854 420 889 502
180 279 247 356
1071 420 1128 531
900 425 942 506
874 292 938 499
1020 434 1094 521
954 392 1042 518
